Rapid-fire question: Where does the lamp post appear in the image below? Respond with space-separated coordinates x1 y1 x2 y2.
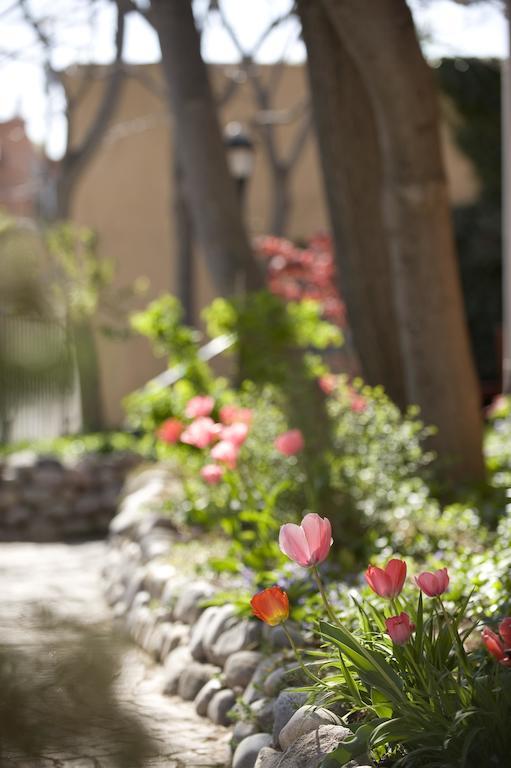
224 121 255 210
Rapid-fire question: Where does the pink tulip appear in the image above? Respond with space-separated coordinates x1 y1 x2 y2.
365 559 407 599
275 429 304 456
200 464 224 484
499 617 511 647
219 405 253 426
385 613 415 646
415 568 449 597
211 440 239 470
181 417 219 449
221 422 249 447
279 513 332 567
185 395 215 419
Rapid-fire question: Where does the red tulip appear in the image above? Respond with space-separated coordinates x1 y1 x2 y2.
365 559 407 599
385 612 415 646
181 417 219 449
157 418 184 444
200 464 224 484
221 422 249 447
415 568 449 597
185 395 214 419
482 626 511 667
499 617 511 647
275 429 304 456
279 513 332 567
211 440 239 470
251 586 290 626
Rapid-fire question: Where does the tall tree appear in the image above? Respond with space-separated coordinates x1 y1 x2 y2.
136 0 263 296
298 0 485 481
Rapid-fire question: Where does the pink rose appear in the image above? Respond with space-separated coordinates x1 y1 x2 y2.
211 440 239 470
200 464 224 484
181 417 219 449
221 422 249 447
219 405 253 426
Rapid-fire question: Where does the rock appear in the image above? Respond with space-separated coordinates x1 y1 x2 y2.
160 622 189 659
201 604 238 660
224 650 263 689
190 605 221 661
123 568 146 610
263 663 299 697
243 654 284 705
207 688 237 725
232 720 260 748
250 698 275 732
232 733 273 768
163 646 192 695
276 725 353 768
263 621 304 650
143 561 175 599
110 470 169 535
195 678 223 717
279 705 341 751
177 662 221 701
173 581 215 624
272 691 308 746
254 747 282 768
210 619 262 666
132 590 150 609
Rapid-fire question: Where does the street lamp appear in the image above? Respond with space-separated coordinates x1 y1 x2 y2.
224 121 255 208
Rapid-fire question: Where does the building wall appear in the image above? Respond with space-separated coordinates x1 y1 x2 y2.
0 117 41 217
68 63 480 426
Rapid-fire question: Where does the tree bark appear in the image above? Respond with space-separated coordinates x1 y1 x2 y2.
147 0 263 296
303 0 484 480
297 0 407 407
174 157 194 324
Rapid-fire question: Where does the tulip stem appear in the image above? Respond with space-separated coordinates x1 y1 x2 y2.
312 565 341 627
282 623 323 685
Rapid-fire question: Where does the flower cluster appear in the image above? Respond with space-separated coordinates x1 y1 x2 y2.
256 234 346 326
156 396 305 484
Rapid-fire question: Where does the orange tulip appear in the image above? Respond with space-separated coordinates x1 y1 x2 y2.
251 586 290 626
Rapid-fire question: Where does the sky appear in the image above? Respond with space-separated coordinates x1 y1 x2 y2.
0 0 507 160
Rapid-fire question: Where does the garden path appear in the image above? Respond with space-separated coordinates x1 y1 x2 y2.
0 541 231 768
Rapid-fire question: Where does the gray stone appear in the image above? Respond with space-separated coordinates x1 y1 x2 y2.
123 568 146 609
272 691 309 746
163 646 193 695
243 654 284 705
178 662 221 701
250 697 275 732
195 678 223 717
202 604 238 661
277 725 353 768
254 747 282 768
160 622 190 659
279 705 341 751
207 688 237 725
210 619 262 666
190 605 221 661
224 650 263 689
132 589 151 609
263 621 304 650
232 720 260 748
263 663 300 697
173 581 215 624
232 733 273 768
144 562 175 599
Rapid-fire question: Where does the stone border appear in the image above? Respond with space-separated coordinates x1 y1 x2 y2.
0 450 141 541
104 465 372 768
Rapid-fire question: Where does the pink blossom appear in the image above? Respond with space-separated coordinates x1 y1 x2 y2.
279 513 332 567
385 613 415 646
275 429 304 456
181 417 219 449
211 440 239 470
318 374 337 395
200 464 224 484
365 559 407 599
221 422 249 447
157 418 184 444
415 568 450 597
185 395 214 419
219 405 253 426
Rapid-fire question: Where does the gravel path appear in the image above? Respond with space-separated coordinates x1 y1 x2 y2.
0 541 231 768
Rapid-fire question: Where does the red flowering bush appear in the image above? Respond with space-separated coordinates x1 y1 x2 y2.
256 233 346 326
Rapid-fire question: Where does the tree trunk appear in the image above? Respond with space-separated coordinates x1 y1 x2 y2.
307 0 484 481
297 0 407 407
174 157 194 324
148 0 263 296
72 318 103 432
